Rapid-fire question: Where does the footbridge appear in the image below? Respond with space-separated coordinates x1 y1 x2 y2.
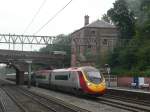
0 49 66 85
0 34 66 85
0 49 65 64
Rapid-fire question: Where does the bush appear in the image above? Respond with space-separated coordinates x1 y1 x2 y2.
111 68 150 77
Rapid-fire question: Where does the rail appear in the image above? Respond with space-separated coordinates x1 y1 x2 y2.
96 94 150 112
0 79 91 112
18 87 91 112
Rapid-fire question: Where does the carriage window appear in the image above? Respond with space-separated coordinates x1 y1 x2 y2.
36 75 46 79
55 75 68 80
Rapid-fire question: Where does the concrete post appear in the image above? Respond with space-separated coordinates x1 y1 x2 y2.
16 70 24 85
26 60 32 88
105 64 111 87
28 63 31 88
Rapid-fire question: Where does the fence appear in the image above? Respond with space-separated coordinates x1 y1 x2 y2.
104 75 117 87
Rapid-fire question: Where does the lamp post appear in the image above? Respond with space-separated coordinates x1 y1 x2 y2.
26 60 32 88
105 64 111 87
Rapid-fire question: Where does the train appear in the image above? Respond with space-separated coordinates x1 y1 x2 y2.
5 72 35 84
5 72 29 81
35 66 106 96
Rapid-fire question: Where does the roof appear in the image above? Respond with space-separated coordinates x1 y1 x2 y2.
71 20 116 35
85 20 115 28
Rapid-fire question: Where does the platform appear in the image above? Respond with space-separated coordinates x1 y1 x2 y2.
108 87 150 94
107 87 150 101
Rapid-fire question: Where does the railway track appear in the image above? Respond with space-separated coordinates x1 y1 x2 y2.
0 87 23 112
96 94 150 112
1 78 150 112
0 79 91 112
104 94 150 107
28 86 150 112
2 85 53 112
16 86 91 112
0 99 6 112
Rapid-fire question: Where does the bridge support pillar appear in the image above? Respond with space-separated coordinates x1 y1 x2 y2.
16 70 24 85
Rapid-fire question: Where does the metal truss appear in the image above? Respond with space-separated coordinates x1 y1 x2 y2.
0 34 134 46
0 34 55 45
0 34 137 51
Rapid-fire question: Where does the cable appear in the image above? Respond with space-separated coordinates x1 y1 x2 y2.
23 0 47 35
33 0 73 35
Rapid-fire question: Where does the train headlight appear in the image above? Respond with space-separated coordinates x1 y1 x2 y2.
87 82 91 86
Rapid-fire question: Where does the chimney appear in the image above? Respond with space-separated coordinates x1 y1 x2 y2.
84 15 89 26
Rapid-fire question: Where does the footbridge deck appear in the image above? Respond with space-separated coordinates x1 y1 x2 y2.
0 49 65 64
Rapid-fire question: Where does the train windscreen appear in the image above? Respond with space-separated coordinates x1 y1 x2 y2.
82 67 102 84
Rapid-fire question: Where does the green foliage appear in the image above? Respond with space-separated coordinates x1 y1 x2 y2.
101 14 111 23
111 68 150 77
107 0 150 76
107 0 135 39
40 34 71 67
136 41 150 70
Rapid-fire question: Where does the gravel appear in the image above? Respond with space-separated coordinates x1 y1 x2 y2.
0 88 22 112
25 86 131 112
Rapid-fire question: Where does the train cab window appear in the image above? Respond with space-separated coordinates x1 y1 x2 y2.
86 71 102 84
82 67 102 84
87 72 101 78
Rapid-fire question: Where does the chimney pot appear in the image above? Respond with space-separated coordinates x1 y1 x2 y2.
84 15 89 26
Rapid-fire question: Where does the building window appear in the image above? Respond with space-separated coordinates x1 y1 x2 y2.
91 30 96 35
102 39 108 45
88 45 92 48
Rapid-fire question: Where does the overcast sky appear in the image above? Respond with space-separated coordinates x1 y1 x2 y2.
0 0 116 36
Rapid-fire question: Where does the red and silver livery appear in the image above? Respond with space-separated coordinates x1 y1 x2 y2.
35 66 106 96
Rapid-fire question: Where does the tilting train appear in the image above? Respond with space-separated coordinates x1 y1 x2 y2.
35 66 106 96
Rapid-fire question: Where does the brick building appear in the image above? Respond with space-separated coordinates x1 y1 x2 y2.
71 15 118 67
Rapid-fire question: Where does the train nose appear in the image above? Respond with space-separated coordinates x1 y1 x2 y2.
87 82 106 94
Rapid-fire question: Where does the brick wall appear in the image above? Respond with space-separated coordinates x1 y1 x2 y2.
117 77 150 89
145 78 150 89
71 27 118 66
117 77 133 87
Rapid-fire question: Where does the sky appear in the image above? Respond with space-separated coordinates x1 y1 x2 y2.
0 0 116 51
0 0 116 36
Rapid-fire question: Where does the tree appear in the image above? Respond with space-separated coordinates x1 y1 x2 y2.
138 0 150 38
108 0 150 75
107 0 135 39
40 34 71 67
101 14 111 23
135 0 150 70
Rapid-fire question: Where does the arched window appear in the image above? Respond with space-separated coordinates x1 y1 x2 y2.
91 30 96 35
102 39 108 46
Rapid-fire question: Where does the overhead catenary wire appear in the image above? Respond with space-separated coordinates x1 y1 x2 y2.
33 0 73 35
22 0 47 35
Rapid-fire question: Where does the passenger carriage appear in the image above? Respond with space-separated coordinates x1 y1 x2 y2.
35 66 106 96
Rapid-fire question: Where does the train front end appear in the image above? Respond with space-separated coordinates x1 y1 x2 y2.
79 66 106 96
